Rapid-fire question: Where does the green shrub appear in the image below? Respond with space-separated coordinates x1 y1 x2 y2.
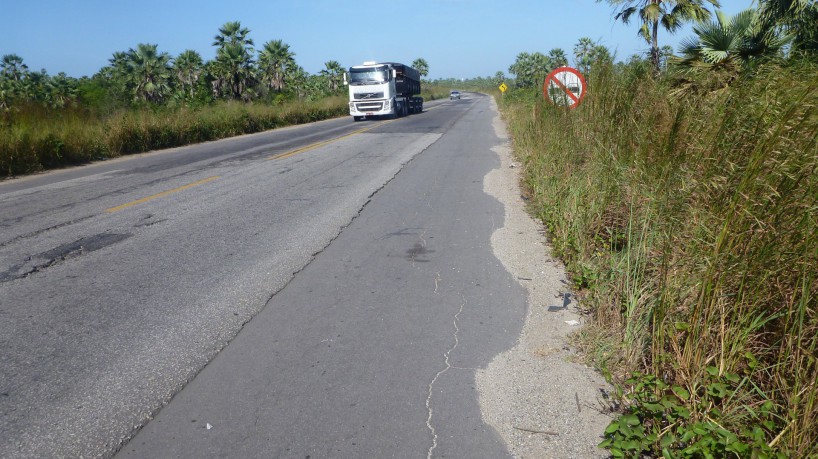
601 370 786 458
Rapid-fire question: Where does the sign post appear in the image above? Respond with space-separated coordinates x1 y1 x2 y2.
543 66 587 109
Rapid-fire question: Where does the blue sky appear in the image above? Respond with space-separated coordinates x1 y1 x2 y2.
2 0 752 80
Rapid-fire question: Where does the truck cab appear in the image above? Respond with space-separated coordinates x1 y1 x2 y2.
346 61 422 121
347 63 395 120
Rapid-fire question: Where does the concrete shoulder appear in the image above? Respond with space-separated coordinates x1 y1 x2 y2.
477 97 613 458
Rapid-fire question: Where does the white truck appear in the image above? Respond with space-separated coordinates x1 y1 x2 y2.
345 61 423 121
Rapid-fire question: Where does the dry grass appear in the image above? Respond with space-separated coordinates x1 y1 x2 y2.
0 96 348 177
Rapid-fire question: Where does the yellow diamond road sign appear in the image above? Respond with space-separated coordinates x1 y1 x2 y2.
499 82 508 93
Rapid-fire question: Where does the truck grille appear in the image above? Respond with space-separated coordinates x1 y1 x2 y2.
355 101 384 111
354 92 384 100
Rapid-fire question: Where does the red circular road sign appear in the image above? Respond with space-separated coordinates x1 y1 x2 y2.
544 66 587 109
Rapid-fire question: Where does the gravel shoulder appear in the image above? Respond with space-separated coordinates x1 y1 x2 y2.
477 97 613 458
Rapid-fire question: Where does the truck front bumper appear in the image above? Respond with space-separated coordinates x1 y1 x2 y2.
349 99 393 117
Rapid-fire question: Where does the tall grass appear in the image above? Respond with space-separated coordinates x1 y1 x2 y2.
500 60 817 456
0 96 349 177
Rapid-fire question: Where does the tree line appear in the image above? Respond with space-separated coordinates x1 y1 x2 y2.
0 21 364 113
507 0 817 89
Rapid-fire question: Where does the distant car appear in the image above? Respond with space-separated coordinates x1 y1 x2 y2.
449 90 461 100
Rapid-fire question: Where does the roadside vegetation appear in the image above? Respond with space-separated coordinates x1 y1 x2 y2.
0 22 448 177
501 0 817 457
0 98 350 175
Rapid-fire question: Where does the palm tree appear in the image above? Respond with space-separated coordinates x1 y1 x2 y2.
46 72 78 108
258 39 295 92
759 0 818 54
598 0 718 75
1 54 28 81
509 52 552 88
285 65 310 99
574 37 597 74
594 45 615 67
101 50 135 103
508 52 530 87
1 54 28 109
108 51 129 79
548 48 569 69
97 51 132 105
320 60 345 92
211 21 255 100
412 58 429 78
126 43 172 103
676 8 792 69
174 50 203 98
213 21 254 50
212 42 255 100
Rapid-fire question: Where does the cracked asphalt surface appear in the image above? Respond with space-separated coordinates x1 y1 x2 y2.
116 94 525 458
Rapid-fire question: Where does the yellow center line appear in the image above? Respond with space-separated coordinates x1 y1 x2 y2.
268 119 396 161
105 176 220 213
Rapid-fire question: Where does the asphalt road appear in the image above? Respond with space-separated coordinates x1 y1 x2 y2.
0 94 527 458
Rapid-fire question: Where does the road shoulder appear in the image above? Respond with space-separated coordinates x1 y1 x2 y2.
477 97 612 458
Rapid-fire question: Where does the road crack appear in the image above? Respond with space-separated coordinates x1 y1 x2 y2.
425 295 466 459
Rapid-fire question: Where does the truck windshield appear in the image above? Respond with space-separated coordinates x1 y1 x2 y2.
349 69 389 85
